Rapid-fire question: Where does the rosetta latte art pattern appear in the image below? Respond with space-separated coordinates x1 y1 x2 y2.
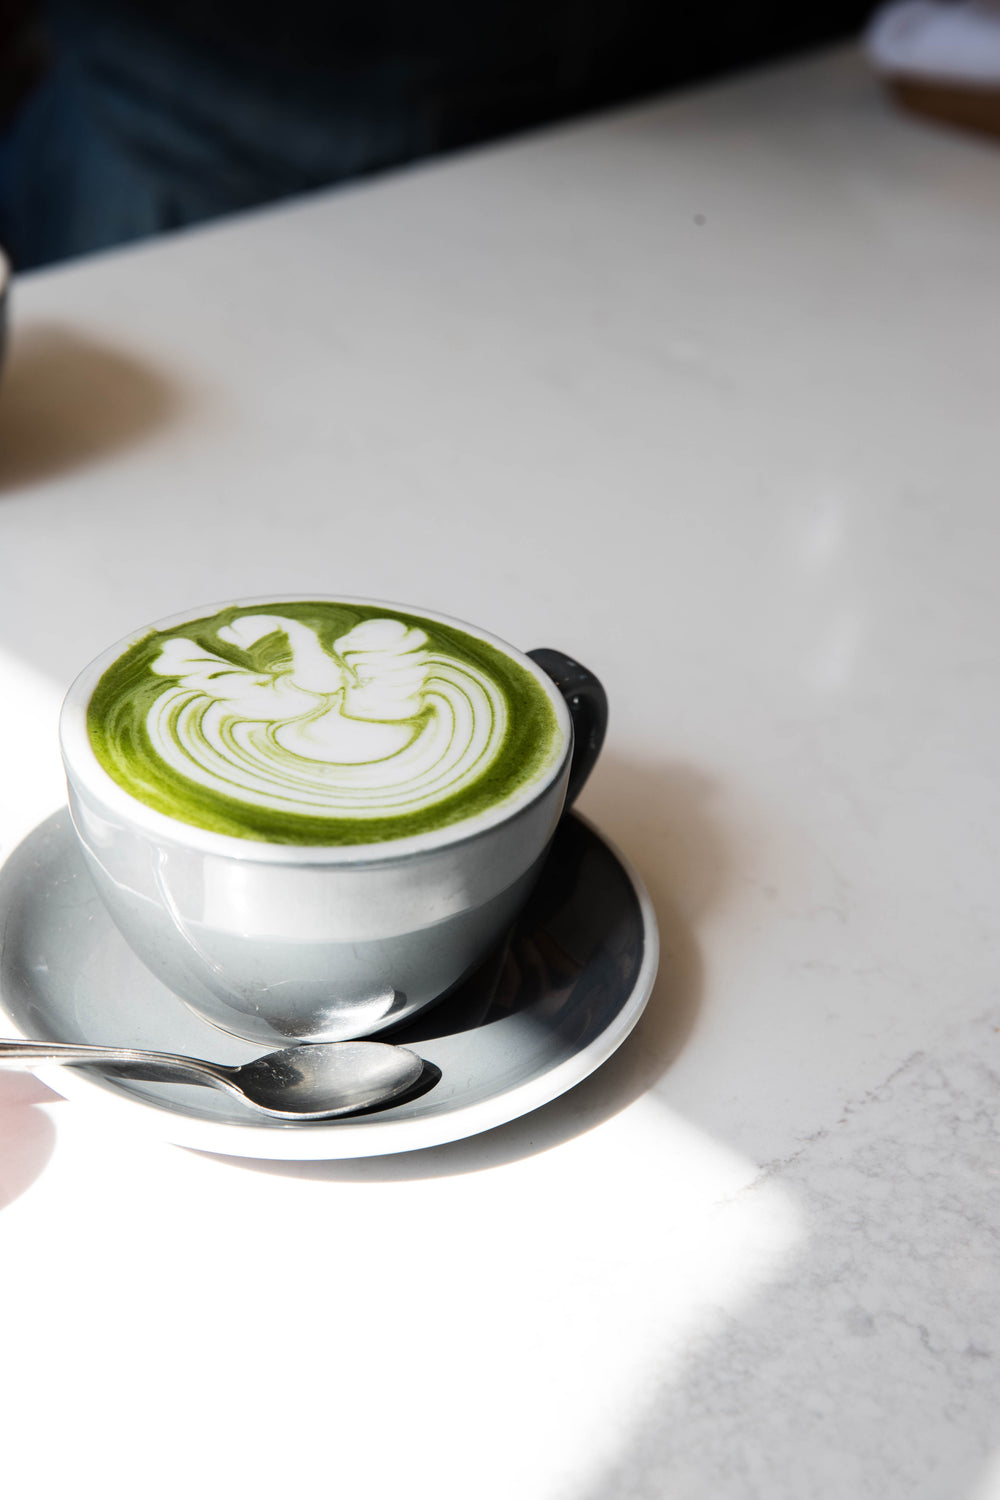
145 613 507 820
85 601 564 844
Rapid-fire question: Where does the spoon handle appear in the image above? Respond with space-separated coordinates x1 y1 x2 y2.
0 1038 223 1087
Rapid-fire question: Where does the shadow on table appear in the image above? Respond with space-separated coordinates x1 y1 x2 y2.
0 322 184 490
216 754 730 1183
0 1072 59 1209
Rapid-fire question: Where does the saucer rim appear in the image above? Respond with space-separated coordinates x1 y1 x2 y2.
2 811 659 1161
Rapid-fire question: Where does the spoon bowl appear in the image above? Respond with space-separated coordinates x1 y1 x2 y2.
0 1037 426 1120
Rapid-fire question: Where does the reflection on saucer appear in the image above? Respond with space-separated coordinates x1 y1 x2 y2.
0 812 658 1161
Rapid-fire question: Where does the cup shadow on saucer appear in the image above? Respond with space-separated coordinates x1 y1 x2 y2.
222 754 728 1182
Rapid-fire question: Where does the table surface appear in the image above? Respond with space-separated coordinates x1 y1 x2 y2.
2 43 1000 1500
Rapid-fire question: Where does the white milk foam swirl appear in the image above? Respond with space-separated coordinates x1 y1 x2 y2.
146 613 507 819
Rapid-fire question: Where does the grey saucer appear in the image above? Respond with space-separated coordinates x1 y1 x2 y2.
0 811 658 1160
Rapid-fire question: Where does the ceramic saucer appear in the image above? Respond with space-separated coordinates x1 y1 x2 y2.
0 810 658 1160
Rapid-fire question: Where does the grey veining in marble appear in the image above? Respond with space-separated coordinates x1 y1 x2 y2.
585 1018 1000 1500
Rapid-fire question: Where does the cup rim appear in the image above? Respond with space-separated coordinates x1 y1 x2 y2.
60 594 574 865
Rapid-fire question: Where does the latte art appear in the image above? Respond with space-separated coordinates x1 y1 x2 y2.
86 601 565 845
145 615 507 820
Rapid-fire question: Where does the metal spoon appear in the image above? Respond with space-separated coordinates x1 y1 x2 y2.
0 1037 425 1120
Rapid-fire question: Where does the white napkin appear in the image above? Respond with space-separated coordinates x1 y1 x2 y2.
866 0 1000 84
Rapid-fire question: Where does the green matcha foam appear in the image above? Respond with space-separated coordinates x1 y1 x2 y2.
86 600 565 846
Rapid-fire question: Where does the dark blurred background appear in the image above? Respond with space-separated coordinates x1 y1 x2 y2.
0 0 875 272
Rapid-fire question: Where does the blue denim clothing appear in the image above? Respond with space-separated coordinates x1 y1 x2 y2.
0 3 445 266
0 0 875 270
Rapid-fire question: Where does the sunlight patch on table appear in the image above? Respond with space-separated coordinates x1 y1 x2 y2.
0 646 65 856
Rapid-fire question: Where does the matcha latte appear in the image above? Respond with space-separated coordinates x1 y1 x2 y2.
85 600 566 846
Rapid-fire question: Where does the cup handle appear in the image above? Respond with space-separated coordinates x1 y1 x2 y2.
527 649 608 808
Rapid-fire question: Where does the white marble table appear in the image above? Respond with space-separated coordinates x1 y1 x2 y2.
2 43 999 1499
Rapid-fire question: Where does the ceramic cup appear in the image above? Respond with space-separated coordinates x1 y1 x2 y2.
59 598 607 1045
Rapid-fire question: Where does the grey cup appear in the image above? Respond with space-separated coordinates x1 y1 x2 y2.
59 600 605 1046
